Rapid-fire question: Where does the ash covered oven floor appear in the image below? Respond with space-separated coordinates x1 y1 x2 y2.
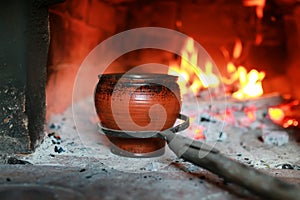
15 96 300 200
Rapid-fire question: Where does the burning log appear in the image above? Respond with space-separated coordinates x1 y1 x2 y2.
231 92 284 110
160 131 300 200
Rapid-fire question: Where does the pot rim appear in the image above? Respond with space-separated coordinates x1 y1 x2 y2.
98 73 178 80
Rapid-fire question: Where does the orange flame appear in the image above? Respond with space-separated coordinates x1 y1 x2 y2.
233 68 265 100
233 39 243 59
168 37 220 95
169 37 265 100
243 0 266 19
222 39 265 99
223 63 265 100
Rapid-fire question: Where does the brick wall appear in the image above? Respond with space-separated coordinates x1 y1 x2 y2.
47 0 126 117
47 0 300 118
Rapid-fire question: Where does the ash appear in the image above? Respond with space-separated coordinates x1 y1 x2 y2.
21 96 300 172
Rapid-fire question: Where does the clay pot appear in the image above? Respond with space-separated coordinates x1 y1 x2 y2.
94 73 181 157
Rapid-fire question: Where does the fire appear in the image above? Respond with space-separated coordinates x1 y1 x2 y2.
168 37 220 95
222 63 266 100
170 37 266 100
232 67 265 100
168 37 299 134
222 38 266 100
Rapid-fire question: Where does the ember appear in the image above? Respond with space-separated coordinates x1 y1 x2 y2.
268 100 300 128
268 107 285 123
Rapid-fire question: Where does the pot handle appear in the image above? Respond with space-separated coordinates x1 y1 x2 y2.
159 123 300 200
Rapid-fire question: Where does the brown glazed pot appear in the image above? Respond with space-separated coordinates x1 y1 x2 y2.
94 73 181 157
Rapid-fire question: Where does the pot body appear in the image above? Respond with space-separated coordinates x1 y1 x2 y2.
94 73 181 157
